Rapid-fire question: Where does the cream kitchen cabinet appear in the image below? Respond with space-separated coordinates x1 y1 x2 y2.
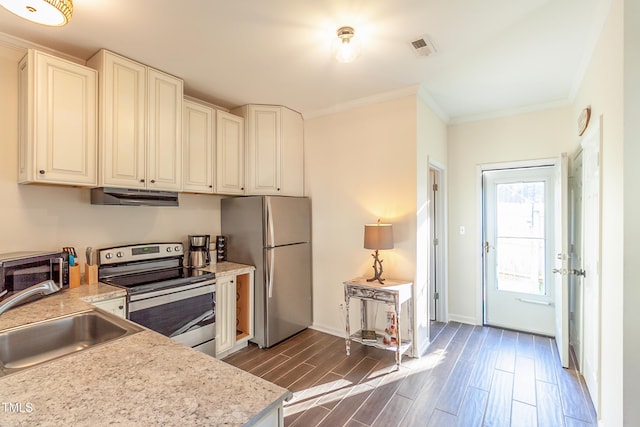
216 271 254 358
231 105 304 196
91 296 126 318
183 98 215 193
18 50 97 186
216 110 245 195
87 49 183 191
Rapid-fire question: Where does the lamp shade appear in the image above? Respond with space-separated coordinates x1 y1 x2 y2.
364 223 393 250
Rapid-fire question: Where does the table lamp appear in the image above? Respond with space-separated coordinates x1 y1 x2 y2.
364 219 394 284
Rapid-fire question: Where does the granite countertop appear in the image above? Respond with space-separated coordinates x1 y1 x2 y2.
202 261 255 277
0 263 290 426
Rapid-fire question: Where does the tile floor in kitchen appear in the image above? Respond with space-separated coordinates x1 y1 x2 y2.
223 322 597 426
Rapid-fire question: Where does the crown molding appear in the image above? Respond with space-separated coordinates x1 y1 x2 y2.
0 32 84 64
304 85 423 119
416 85 450 124
304 83 451 124
449 98 572 125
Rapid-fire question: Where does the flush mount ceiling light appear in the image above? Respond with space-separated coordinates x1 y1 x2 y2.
333 26 361 63
0 0 73 27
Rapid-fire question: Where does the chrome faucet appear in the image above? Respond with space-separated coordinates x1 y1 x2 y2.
0 280 62 316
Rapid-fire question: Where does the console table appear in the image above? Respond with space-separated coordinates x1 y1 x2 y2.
343 277 413 368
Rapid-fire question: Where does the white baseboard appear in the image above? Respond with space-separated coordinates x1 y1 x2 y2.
447 314 480 325
310 323 344 338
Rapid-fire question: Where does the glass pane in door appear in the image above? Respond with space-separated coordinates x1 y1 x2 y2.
495 181 546 295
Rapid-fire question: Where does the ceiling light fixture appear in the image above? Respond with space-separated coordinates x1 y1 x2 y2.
0 0 73 27
334 26 361 63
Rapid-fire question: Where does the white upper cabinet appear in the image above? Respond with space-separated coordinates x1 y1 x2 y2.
280 106 304 197
232 105 304 196
147 69 183 191
18 50 97 186
88 49 183 191
183 98 215 193
216 111 245 195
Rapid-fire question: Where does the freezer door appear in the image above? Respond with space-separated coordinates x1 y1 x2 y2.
265 196 311 247
264 242 312 347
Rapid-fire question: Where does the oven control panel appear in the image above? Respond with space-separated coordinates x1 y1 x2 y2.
98 243 184 265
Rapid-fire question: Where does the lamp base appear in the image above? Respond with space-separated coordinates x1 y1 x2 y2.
366 250 385 284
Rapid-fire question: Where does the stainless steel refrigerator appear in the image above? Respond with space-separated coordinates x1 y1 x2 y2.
221 196 312 348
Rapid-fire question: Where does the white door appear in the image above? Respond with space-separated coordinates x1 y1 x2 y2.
553 153 569 368
483 166 556 336
580 121 602 412
569 150 584 369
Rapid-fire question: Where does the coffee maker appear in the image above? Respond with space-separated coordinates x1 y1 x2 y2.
187 235 211 268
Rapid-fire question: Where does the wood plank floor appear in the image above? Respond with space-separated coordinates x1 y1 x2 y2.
223 322 597 426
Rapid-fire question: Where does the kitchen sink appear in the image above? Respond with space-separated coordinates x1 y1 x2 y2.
0 309 142 376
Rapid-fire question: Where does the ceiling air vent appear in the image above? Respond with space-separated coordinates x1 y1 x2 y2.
410 36 437 57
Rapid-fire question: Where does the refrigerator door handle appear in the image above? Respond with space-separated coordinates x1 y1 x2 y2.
267 197 275 248
267 249 275 298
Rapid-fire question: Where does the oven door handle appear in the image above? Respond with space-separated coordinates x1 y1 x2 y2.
170 309 215 338
129 284 215 312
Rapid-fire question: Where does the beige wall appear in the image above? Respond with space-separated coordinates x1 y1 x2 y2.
447 107 575 324
624 0 640 423
572 0 623 424
305 95 419 336
0 45 222 271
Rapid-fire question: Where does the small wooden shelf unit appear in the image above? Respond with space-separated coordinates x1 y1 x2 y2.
343 277 413 368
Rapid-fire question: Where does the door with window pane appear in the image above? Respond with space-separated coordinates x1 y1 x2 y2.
483 166 555 335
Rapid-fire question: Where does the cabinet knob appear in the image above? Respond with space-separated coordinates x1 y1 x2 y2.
39 170 45 175
240 187 244 190
140 179 145 183
150 179 156 184
209 185 213 188
118 305 124 310
277 188 280 191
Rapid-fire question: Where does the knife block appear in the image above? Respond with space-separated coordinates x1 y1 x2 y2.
69 265 81 288
85 264 98 285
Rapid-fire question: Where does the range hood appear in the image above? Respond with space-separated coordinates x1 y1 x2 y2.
91 187 179 207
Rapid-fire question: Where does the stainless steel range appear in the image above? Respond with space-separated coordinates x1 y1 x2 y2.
98 242 216 357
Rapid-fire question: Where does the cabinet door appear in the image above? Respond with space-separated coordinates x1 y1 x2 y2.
247 105 281 195
91 50 146 189
280 108 304 196
216 275 235 356
24 51 97 186
216 111 245 195
183 100 214 193
147 68 183 191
